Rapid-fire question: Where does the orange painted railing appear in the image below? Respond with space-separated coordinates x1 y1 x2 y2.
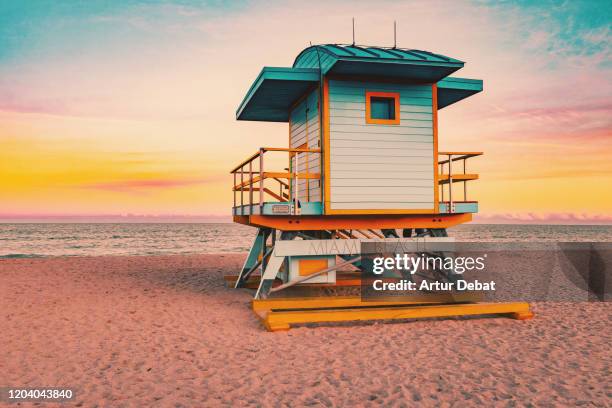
231 147 321 214
438 151 483 212
231 148 480 215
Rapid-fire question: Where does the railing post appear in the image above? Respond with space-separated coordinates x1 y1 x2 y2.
448 154 453 213
240 165 244 215
233 172 236 211
259 148 264 212
294 150 299 215
463 158 467 201
440 160 444 203
249 160 253 213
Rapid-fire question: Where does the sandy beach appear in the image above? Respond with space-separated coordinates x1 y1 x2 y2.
1 254 610 407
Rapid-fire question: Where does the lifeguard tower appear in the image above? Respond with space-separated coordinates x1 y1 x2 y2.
229 44 533 330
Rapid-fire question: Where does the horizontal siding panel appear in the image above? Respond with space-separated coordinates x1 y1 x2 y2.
331 174 434 183
331 195 433 203
291 128 318 142
331 133 433 143
330 202 434 210
297 156 321 165
331 160 434 170
300 155 321 163
291 130 319 145
331 140 432 150
291 125 319 139
330 186 433 196
292 117 319 130
331 155 432 165
330 178 433 187
330 116 431 128
331 124 433 136
292 127 320 140
291 115 318 128
331 151 432 159
330 166 434 175
292 133 319 148
330 147 432 157
290 116 319 133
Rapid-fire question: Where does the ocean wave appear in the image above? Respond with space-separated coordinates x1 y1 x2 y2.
0 253 46 259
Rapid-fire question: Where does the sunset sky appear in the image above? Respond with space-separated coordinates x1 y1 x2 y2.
0 0 610 223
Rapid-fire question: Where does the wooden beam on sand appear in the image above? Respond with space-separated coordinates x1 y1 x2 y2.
253 300 534 332
252 294 480 313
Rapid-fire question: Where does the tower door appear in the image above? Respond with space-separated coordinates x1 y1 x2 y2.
289 89 321 205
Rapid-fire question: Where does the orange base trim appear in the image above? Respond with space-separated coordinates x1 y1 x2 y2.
233 213 472 231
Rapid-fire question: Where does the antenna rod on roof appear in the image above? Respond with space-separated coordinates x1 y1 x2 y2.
393 20 397 49
352 18 355 46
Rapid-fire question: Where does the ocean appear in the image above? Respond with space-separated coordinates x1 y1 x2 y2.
1 223 611 258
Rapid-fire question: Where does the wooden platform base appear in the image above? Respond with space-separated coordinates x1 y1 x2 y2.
252 296 534 332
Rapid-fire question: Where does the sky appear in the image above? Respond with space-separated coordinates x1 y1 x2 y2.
0 0 610 223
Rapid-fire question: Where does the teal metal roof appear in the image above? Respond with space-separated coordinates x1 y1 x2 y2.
293 44 464 82
236 67 319 122
236 45 480 121
437 77 483 109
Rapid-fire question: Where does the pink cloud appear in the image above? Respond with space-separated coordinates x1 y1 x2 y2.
488 101 612 121
0 213 231 223
475 213 612 225
81 177 214 193
0 92 70 116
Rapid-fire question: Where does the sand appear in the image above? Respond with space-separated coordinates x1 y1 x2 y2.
1 254 610 407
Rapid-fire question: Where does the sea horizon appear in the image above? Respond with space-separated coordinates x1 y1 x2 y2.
1 213 611 225
1 223 611 258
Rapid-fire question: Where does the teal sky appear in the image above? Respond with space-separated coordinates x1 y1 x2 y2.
0 1 609 63
484 1 611 60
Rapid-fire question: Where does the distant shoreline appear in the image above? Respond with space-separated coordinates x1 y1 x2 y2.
0 252 247 259
2 221 612 226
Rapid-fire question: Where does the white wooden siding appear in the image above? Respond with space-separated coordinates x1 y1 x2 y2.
289 89 321 203
328 80 434 211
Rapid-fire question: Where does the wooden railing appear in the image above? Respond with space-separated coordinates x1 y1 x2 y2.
232 148 479 216
231 147 321 215
438 151 483 213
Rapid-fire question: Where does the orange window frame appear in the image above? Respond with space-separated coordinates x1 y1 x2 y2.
365 91 400 125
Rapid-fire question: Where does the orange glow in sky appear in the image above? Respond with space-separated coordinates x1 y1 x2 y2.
0 1 610 223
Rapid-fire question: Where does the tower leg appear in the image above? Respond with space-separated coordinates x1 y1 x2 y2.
255 254 284 299
235 228 270 288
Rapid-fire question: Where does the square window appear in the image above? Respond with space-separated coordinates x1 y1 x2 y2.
370 97 395 120
366 91 400 125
